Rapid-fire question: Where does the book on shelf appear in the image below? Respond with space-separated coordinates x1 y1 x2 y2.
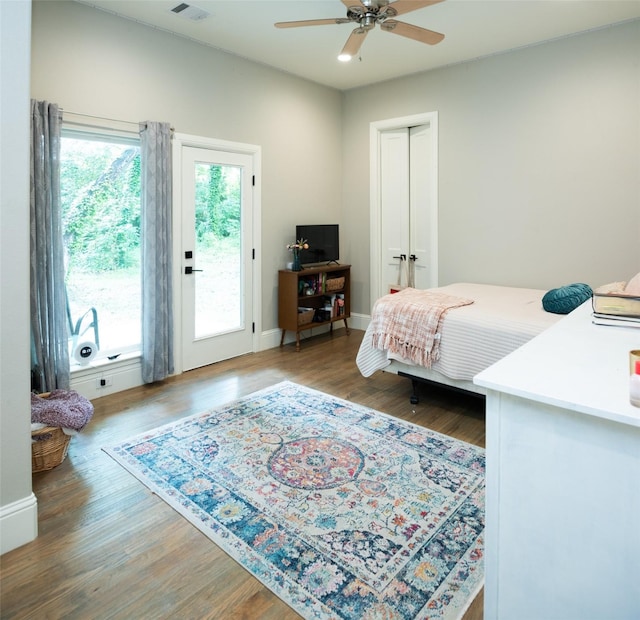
592 313 640 329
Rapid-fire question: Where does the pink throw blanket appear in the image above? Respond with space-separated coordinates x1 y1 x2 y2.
370 288 474 367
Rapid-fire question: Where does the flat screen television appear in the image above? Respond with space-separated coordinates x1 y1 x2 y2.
295 224 339 265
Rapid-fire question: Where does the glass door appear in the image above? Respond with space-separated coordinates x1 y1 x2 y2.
180 145 254 371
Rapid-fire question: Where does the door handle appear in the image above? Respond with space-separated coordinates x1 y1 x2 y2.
409 255 418 261
184 266 204 274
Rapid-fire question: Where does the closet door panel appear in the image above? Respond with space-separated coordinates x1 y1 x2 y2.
380 129 410 292
409 124 433 290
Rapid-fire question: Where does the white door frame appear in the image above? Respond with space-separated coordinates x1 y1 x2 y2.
369 112 439 307
172 133 262 374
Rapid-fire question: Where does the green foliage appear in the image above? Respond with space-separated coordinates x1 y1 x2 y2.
194 163 241 245
61 138 141 273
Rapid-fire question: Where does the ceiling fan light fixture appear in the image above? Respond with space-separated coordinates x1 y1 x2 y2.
276 0 446 59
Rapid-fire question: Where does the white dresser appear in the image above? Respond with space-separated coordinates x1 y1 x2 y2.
474 300 640 620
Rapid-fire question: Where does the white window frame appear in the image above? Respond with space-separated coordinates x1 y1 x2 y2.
61 123 143 367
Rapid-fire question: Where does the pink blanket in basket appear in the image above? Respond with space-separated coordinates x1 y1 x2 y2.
31 389 94 432
370 288 474 367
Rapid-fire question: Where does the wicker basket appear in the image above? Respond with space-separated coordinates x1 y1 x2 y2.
298 307 315 325
32 426 71 473
31 392 71 473
325 277 345 292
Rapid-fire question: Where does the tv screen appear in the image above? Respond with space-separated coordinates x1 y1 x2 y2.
295 224 339 265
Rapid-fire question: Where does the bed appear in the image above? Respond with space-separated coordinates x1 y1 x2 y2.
356 283 562 403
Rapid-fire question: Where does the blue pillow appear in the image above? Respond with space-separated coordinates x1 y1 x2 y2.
542 283 593 314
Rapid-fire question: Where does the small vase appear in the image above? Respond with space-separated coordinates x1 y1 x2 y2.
292 252 301 271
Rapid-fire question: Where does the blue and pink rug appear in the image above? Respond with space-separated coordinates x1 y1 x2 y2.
106 381 484 619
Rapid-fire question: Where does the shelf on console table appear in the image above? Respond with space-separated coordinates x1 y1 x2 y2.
278 264 351 352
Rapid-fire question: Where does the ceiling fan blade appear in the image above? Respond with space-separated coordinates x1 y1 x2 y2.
341 0 365 10
385 0 445 17
275 18 350 28
341 27 369 57
380 19 444 45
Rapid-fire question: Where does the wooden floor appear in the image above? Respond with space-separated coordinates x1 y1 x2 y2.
1 328 485 619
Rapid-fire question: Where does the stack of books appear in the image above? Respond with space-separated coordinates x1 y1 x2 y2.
592 293 640 329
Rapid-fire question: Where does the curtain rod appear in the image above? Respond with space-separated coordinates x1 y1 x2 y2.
61 109 139 126
61 109 174 132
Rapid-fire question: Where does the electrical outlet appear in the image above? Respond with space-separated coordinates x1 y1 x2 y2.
96 376 113 388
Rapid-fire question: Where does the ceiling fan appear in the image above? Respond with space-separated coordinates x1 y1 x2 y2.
275 0 445 61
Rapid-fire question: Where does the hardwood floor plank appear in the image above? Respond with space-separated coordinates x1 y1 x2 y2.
1 329 484 619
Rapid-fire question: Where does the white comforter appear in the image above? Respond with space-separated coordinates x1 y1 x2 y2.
357 283 561 381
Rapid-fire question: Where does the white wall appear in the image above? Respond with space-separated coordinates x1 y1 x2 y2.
343 21 640 311
0 0 38 554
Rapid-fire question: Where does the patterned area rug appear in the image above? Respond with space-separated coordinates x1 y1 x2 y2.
106 381 484 619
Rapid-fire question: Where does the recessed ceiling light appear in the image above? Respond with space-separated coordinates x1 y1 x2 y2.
338 53 352 62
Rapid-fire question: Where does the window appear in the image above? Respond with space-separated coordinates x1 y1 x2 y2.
60 130 141 364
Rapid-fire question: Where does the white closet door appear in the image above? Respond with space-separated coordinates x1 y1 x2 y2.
380 128 409 293
379 124 435 294
370 112 438 304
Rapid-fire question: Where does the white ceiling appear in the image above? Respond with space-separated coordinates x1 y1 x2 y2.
76 0 640 90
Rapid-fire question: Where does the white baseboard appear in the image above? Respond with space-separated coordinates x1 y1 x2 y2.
0 493 38 555
70 355 143 400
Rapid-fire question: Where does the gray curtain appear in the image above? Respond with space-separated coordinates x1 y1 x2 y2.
30 100 70 391
140 121 174 383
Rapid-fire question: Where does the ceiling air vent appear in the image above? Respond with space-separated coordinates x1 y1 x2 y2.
169 3 210 22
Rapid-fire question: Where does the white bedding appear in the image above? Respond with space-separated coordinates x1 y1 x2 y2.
357 283 562 382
